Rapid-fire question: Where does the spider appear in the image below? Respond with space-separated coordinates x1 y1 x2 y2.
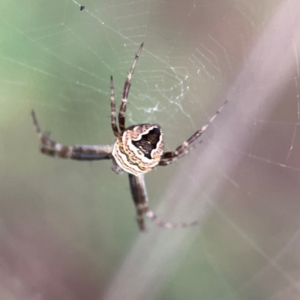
31 43 227 231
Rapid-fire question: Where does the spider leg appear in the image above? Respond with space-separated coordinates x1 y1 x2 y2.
128 173 147 231
159 100 228 166
128 174 198 231
158 149 191 166
118 43 144 134
110 76 120 138
31 110 112 160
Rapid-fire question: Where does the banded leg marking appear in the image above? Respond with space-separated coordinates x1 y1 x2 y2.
118 43 144 133
159 100 228 166
31 110 112 160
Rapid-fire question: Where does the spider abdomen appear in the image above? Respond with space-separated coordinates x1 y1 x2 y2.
112 124 164 176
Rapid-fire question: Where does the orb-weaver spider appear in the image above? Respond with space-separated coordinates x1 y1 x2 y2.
31 43 227 231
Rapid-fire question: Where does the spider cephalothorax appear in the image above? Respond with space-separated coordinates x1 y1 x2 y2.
112 124 164 176
31 43 227 231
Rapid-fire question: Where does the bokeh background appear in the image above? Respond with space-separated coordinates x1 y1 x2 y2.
1 0 300 299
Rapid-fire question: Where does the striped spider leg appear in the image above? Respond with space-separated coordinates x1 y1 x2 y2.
111 42 144 137
31 110 113 161
31 42 228 232
129 174 198 231
127 100 228 230
158 100 228 166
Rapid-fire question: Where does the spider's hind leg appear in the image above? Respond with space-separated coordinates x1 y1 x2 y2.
128 173 198 231
135 201 198 231
144 207 198 229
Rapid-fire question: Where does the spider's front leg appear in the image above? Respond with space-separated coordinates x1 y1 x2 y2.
118 43 144 134
31 110 113 161
159 100 228 166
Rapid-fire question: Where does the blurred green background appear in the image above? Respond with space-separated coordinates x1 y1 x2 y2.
1 0 300 299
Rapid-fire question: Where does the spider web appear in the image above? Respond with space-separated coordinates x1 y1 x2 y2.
1 0 300 299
